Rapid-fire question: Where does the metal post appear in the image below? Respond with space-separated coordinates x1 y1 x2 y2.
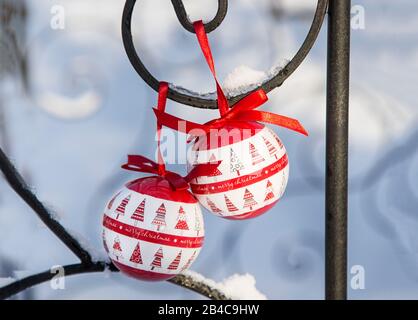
325 0 351 300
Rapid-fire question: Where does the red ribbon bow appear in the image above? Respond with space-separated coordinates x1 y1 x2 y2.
153 89 308 137
121 154 221 191
153 20 308 139
122 82 221 191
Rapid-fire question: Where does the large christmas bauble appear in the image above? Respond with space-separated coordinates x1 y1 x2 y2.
102 176 204 281
187 121 289 220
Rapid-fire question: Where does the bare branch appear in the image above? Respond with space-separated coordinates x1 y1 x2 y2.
0 263 107 300
0 148 93 264
0 262 228 300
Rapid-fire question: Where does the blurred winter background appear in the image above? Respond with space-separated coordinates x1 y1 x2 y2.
1 0 417 299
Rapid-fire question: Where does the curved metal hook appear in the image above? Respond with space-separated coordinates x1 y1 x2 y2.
122 0 328 109
171 0 228 34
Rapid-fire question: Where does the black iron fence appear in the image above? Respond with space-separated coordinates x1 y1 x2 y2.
0 0 350 300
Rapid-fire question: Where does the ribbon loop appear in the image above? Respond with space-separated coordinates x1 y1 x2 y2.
226 89 268 115
151 22 309 139
121 155 159 173
156 82 169 176
153 89 308 137
193 20 229 116
122 154 222 191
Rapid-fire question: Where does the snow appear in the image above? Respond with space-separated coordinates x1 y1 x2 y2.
0 277 15 287
40 201 65 223
223 66 266 94
66 228 108 263
172 61 289 99
1 0 418 300
169 83 217 101
37 91 101 120
183 270 267 300
13 270 32 280
223 62 288 96
102 264 113 279
217 273 267 300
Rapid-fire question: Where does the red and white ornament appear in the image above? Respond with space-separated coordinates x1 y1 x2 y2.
102 176 204 281
187 122 289 220
153 21 306 220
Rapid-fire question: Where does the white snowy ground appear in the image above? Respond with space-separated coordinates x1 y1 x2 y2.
1 0 418 299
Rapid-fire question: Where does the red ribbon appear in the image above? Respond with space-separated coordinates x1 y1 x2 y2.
121 154 221 191
153 20 308 138
122 82 221 191
156 82 169 176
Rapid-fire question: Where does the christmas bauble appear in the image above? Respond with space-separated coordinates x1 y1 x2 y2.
187 122 289 220
102 176 204 281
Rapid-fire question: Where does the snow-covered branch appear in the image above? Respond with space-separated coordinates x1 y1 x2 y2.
181 271 267 300
0 147 229 300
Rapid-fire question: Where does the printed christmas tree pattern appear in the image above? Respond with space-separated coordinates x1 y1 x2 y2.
131 199 145 225
112 236 123 261
115 195 131 219
262 136 278 159
249 143 265 165
243 188 258 210
274 135 284 149
152 203 167 231
224 194 239 213
230 148 244 176
129 242 143 265
150 247 163 270
208 153 222 177
107 191 121 210
194 208 202 236
264 180 275 202
182 250 196 271
175 206 189 232
206 197 223 215
168 251 182 271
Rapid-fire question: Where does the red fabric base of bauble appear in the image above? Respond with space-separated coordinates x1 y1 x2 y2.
126 176 198 204
222 200 279 220
112 260 176 281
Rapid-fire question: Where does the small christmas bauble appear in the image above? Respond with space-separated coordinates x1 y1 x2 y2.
187 122 289 220
102 176 204 281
